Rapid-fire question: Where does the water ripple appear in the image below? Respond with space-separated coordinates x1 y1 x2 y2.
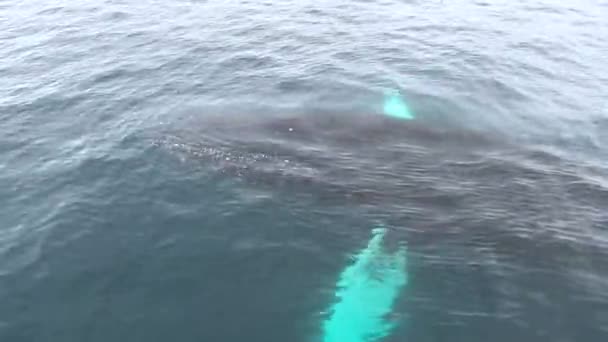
1 0 608 340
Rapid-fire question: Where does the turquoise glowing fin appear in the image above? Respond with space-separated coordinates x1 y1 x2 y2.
383 91 414 120
322 226 408 342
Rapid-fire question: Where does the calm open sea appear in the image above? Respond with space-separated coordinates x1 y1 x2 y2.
1 0 607 341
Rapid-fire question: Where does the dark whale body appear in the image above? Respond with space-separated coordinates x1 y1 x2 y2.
153 110 506 209
149 108 608 342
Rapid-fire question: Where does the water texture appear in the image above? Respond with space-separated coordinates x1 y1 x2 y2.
1 0 607 341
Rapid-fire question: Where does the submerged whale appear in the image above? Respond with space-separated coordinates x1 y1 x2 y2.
153 106 502 208
151 104 514 341
147 96 600 341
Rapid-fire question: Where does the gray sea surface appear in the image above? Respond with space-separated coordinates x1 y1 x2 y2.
1 1 607 341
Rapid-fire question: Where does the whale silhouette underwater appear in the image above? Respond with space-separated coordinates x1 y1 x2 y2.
151 100 509 342
154 102 501 207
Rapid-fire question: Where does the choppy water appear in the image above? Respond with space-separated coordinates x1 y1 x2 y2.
1 0 608 341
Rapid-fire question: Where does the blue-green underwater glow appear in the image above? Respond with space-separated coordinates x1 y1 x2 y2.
322 227 408 342
382 92 414 120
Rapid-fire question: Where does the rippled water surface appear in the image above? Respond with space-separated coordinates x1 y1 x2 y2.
1 0 608 341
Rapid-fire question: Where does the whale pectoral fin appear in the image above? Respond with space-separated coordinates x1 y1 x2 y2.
322 225 410 342
382 91 415 120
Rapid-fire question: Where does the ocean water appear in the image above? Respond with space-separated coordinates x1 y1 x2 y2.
1 0 608 341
